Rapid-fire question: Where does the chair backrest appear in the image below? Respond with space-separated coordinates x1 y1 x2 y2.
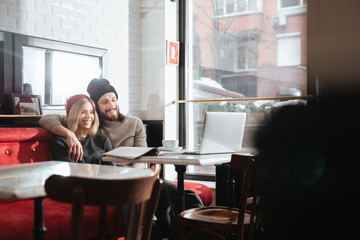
245 156 264 240
45 164 162 240
229 154 255 240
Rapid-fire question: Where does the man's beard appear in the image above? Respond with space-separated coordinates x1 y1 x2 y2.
101 108 119 121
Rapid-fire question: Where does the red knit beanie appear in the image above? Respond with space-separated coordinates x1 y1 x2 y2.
66 94 90 116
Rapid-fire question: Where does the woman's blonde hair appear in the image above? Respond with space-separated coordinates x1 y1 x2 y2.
67 98 99 137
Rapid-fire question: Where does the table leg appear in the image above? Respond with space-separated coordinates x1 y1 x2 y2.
174 165 186 213
33 197 47 240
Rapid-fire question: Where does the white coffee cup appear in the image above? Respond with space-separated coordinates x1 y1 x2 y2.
162 140 179 149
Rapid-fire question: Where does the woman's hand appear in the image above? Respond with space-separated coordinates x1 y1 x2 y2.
48 124 84 162
66 131 83 162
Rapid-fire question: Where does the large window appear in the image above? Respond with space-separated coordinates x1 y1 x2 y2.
14 34 106 113
183 0 307 178
23 47 101 107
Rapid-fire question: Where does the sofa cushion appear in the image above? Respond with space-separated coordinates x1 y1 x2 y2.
171 181 213 206
0 127 53 142
0 128 53 166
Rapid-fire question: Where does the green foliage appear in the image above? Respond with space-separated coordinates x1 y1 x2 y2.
196 101 273 115
244 102 274 113
244 102 258 113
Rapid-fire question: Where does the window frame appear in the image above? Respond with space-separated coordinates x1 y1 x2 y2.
278 0 307 16
13 33 107 109
235 38 259 71
280 0 307 9
276 32 301 67
214 0 262 18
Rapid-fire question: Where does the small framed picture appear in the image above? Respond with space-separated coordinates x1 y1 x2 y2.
10 93 43 115
166 40 180 66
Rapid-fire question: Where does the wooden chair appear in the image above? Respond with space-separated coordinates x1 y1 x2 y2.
245 175 264 240
178 155 256 240
45 164 162 240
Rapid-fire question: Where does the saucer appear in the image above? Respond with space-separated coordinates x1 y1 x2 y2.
158 146 183 152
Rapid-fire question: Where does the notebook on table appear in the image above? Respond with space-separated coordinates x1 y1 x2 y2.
102 147 159 159
184 112 247 155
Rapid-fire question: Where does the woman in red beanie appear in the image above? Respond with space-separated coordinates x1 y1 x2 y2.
50 94 114 165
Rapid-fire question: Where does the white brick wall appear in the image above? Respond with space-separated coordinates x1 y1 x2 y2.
128 0 142 116
140 0 166 121
0 0 142 115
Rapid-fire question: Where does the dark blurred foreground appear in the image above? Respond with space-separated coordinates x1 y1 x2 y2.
255 89 360 240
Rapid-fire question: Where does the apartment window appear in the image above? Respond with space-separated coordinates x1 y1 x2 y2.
280 0 307 8
277 33 301 67
183 0 307 178
235 38 258 70
215 0 260 17
279 0 307 15
220 37 258 71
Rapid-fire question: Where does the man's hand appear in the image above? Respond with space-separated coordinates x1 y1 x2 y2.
66 131 83 162
48 124 84 162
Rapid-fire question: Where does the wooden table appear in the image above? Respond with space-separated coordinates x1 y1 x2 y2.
0 161 155 240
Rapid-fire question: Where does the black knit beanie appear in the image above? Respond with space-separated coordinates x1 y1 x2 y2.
87 78 118 103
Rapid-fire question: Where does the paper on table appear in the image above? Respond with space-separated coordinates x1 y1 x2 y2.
102 147 159 159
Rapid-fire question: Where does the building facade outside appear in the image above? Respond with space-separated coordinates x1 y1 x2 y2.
192 0 307 99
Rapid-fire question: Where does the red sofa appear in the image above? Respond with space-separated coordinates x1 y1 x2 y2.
0 127 119 239
0 127 213 239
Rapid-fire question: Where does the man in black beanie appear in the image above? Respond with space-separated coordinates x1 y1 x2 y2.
86 78 124 123
87 78 118 103
39 78 203 239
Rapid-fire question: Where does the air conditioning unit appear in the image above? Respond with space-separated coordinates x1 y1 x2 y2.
271 15 287 27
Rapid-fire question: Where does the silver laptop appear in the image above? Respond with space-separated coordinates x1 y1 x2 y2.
184 112 247 155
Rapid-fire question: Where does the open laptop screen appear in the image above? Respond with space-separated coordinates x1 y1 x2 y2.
196 112 247 154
